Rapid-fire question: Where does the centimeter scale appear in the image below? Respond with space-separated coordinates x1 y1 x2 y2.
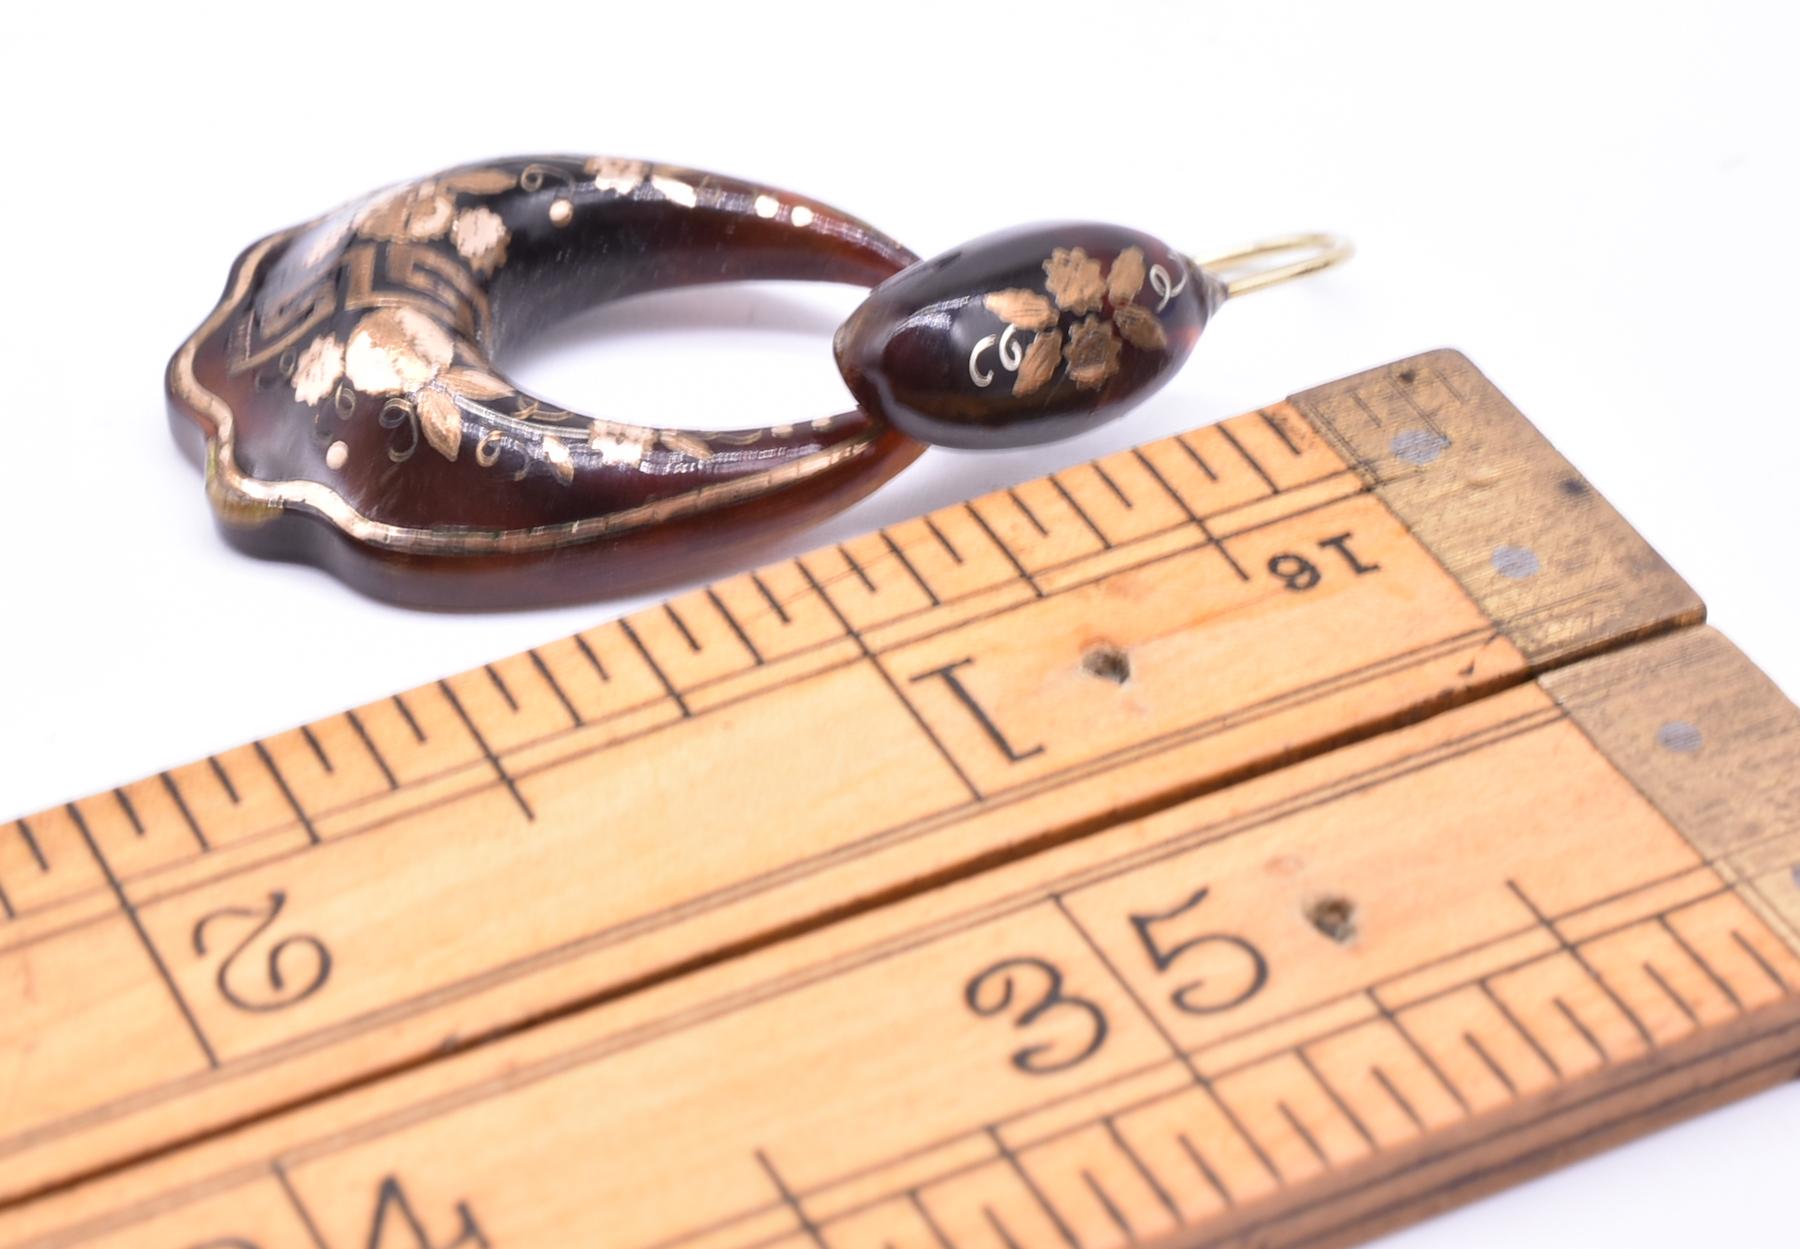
4 350 1798 1249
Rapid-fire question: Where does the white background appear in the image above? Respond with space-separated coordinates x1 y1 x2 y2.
3 2 1797 1243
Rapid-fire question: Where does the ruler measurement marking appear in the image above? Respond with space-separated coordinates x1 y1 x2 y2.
750 573 792 626
1050 484 1368 601
207 756 241 804
618 618 691 718
15 818 48 872
1506 878 1656 1050
571 632 612 681
298 725 334 774
1216 423 1279 495
1178 885 1752 1091
1130 448 1197 522
839 544 878 594
790 1056 1177 1218
1277 1099 1332 1169
437 680 534 821
835 480 1368 667
755 1149 828 1249
1461 1031 1516 1096
1088 462 1133 509
111 789 144 837
527 650 584 726
1132 445 1251 582
1080 1167 1136 1240
1050 893 1283 1185
1349 390 1386 431
664 603 703 653
1260 408 1305 456
75 657 875 930
157 772 212 852
1295 1047 1376 1150
53 1014 1800 1249
983 1204 1025 1249
961 504 1042 599
1176 1132 1235 1207
1388 371 1452 442
1049 475 1112 548
1658 914 1742 1010
706 588 764 665
1477 979 1562 1079
1369 991 1472 1114
881 530 940 607
1006 488 1049 537
64 802 219 1070
344 710 399 790
0 627 1526 1133
1103 1116 1182 1225
1642 961 1700 1025
1175 434 1218 482
1553 996 1610 1064
1369 1064 1425 1132
798 561 982 803
252 741 319 846
271 1159 332 1249
25 756 1791 1242
482 663 519 712
1016 471 1364 589
908 1189 957 1249
1732 929 1789 991
909 659 1043 764
923 515 964 565
391 694 427 742
986 1126 1083 1249
810 1065 1212 1237
1428 360 1468 406
1180 1016 1800 1249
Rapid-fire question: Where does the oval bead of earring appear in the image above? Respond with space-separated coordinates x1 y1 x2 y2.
833 223 1226 449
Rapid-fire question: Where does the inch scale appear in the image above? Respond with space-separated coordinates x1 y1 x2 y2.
3 351 1797 1249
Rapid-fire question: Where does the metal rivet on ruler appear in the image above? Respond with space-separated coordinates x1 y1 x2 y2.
1390 428 1449 465
1491 544 1540 580
1656 720 1704 754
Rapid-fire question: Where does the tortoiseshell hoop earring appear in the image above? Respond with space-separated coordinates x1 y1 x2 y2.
168 155 1348 609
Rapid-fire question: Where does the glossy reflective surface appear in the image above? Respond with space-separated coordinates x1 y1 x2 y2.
167 156 922 609
833 223 1224 449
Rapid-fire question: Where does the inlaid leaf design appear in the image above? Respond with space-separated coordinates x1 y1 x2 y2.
984 289 1059 331
1113 304 1168 351
440 168 519 195
1106 247 1147 306
1044 248 1106 314
441 368 512 401
1014 329 1064 397
416 388 462 461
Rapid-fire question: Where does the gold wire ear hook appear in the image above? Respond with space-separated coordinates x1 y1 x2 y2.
1191 232 1354 299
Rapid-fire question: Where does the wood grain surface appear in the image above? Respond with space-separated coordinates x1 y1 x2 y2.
4 351 1792 1249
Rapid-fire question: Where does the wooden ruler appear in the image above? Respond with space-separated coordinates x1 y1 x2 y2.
5 350 1797 1249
